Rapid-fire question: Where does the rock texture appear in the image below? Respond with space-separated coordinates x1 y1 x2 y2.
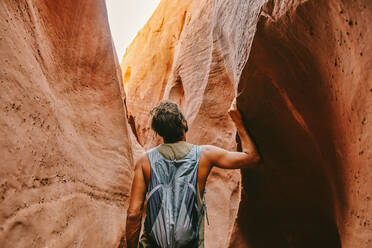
2 0 369 247
0 1 133 247
234 1 372 247
122 0 372 247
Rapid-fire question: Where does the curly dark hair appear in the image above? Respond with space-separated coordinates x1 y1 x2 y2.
150 101 188 143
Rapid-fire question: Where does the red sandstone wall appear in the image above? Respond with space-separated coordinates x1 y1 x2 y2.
122 0 372 247
0 1 133 247
232 1 372 247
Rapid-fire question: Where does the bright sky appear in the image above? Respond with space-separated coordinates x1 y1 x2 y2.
106 0 161 60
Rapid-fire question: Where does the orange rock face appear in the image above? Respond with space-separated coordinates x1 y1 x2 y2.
234 1 372 247
0 1 133 247
122 0 372 248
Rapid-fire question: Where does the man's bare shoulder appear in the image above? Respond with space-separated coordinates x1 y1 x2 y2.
135 152 150 173
136 152 148 163
136 146 157 164
135 152 151 182
199 144 226 162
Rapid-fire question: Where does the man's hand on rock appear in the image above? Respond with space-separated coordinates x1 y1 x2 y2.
228 98 244 127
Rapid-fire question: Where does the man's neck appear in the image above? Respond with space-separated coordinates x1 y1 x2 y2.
163 136 186 144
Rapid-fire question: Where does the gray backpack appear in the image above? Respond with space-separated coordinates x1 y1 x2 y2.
141 145 205 248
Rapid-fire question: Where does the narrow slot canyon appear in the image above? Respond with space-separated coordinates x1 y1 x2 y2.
0 1 371 248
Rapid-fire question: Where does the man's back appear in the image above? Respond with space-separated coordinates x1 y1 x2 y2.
142 142 206 206
140 142 205 248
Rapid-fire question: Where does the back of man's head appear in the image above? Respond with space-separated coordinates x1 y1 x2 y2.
150 101 188 143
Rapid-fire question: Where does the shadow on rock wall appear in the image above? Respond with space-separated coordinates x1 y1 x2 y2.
232 0 371 247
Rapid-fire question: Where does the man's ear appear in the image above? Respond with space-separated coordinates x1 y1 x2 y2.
182 120 188 133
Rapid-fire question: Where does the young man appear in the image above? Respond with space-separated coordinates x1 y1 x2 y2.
126 100 260 248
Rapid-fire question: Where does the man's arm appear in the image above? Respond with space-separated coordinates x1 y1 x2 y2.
126 155 147 248
202 99 260 170
203 144 259 169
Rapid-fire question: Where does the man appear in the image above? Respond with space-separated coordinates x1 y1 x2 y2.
126 100 260 248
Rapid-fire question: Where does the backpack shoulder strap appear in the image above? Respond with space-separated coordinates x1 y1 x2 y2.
145 147 163 193
195 145 202 163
